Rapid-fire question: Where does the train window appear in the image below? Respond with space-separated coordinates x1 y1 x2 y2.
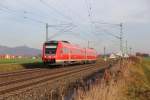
63 47 69 54
45 43 58 54
63 48 66 54
45 48 57 54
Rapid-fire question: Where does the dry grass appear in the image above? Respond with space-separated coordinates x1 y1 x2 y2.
74 58 150 100
0 64 24 72
75 79 127 100
127 57 150 100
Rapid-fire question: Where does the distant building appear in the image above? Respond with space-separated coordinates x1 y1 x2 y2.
109 53 116 59
124 53 129 58
116 51 123 57
0 54 16 59
136 52 149 57
17 56 23 59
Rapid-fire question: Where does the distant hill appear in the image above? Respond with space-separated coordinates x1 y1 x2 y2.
0 45 41 56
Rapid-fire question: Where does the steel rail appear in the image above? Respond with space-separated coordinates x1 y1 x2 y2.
0 64 95 85
0 64 91 86
0 68 47 78
0 65 97 94
0 64 98 96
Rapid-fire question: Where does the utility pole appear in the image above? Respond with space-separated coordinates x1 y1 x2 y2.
88 41 90 48
129 47 132 55
126 40 128 54
104 46 107 61
119 23 123 68
104 46 106 57
120 23 123 54
46 23 48 41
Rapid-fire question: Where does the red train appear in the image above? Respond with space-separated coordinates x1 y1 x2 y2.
42 40 97 65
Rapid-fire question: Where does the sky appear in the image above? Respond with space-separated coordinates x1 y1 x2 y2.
0 0 150 54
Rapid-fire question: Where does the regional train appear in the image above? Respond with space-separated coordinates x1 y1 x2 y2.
42 40 97 65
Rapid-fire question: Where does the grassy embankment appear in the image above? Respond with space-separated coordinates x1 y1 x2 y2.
0 58 42 72
75 57 150 100
127 57 150 100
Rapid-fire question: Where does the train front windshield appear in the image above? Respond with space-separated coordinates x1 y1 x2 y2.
45 43 58 54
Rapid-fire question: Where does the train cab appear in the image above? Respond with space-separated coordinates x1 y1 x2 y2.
42 41 58 64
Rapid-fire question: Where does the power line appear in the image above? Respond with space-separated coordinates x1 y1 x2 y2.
0 7 46 24
16 0 72 22
84 0 100 41
56 1 98 41
0 4 47 24
101 29 121 39
39 0 73 23
0 3 96 43
23 10 49 19
57 1 88 24
16 0 71 23
58 25 76 32
0 4 75 27
45 22 77 41
24 16 46 24
48 25 87 41
94 22 124 53
0 4 17 12
84 0 124 50
49 0 96 40
84 0 94 26
94 23 121 39
0 3 70 25
84 0 114 41
0 0 96 42
84 0 92 21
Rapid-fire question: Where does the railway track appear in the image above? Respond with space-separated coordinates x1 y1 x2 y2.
0 68 48 78
0 64 94 86
0 63 100 99
0 64 95 83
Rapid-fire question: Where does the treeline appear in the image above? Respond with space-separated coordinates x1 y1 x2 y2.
136 52 149 57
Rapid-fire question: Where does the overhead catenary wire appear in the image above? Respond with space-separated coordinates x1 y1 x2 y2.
84 0 104 41
39 0 73 23
56 0 88 24
0 1 96 41
48 24 88 40
0 3 76 30
23 16 46 24
15 0 72 24
0 3 73 25
52 0 101 40
52 0 97 41
1 2 70 28
83 0 125 51
38 0 85 41
0 0 125 52
84 0 94 28
0 4 18 13
0 3 78 41
0 4 47 24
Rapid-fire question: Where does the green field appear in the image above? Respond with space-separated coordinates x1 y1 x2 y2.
0 58 42 64
142 57 150 84
0 58 43 72
143 56 150 62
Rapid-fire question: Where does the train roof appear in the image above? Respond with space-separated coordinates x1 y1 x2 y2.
45 40 70 44
61 41 70 43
